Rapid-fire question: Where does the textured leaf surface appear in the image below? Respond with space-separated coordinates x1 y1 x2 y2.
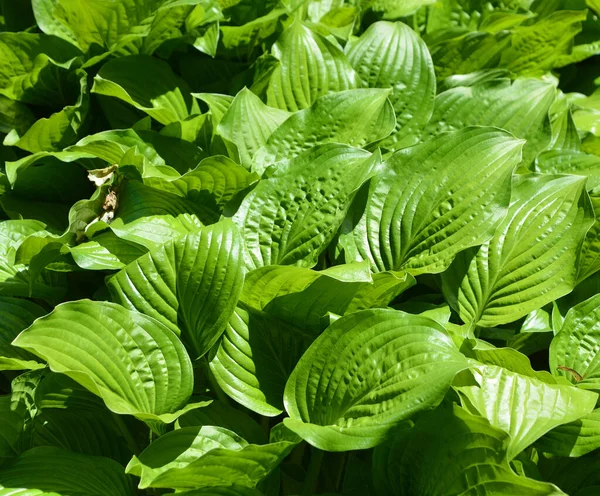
456 364 598 460
13 300 194 423
108 220 244 359
254 89 395 173
283 309 469 451
232 144 379 270
266 21 361 111
425 78 555 166
346 20 435 149
217 88 290 169
550 294 600 390
536 409 600 457
442 174 594 327
342 127 523 275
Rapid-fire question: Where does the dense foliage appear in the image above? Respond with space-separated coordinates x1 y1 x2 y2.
3 0 600 494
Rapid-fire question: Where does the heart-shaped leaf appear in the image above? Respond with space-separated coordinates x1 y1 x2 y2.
341 127 523 275
13 299 194 424
284 309 469 451
108 220 244 359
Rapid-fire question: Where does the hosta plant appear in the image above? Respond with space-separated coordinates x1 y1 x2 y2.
3 0 600 495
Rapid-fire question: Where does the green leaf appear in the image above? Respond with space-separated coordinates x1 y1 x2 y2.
455 363 598 460
366 0 437 19
4 69 89 153
177 400 267 445
550 293 600 390
0 32 81 105
92 55 196 125
253 88 395 174
500 10 588 76
143 155 258 213
579 188 600 281
216 88 290 169
0 220 46 262
0 297 46 370
266 20 361 111
108 220 244 359
442 173 594 327
373 404 566 496
425 78 555 166
346 21 435 149
12 299 194 424
233 144 379 269
210 304 311 416
536 408 600 457
69 232 147 271
536 150 600 190
241 263 414 331
0 95 36 135
0 446 134 496
341 127 523 275
283 308 469 451
32 0 201 54
125 424 298 490
108 213 203 251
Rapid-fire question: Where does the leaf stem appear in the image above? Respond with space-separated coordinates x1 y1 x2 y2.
111 413 141 456
302 447 324 496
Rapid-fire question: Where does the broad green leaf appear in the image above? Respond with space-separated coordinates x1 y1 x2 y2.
0 446 134 496
500 10 587 76
241 263 414 331
34 372 107 413
367 0 437 18
12 299 194 424
341 127 523 275
125 424 298 490
0 220 46 262
4 69 89 153
442 174 594 327
536 408 600 457
143 155 258 213
0 95 36 135
283 309 469 451
108 220 244 359
0 297 46 370
425 78 555 166
373 404 566 496
550 294 600 390
32 0 202 53
253 89 395 174
115 180 218 225
0 262 67 304
430 30 512 81
536 150 600 190
108 213 203 251
0 32 80 105
579 189 600 281
69 232 147 271
232 144 379 270
346 21 435 149
92 55 196 125
217 88 290 169
210 304 312 416
266 20 361 111
177 400 267 445
455 364 598 460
